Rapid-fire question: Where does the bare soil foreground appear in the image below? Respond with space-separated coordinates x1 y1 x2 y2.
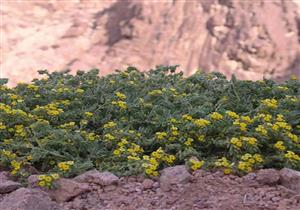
1 166 300 210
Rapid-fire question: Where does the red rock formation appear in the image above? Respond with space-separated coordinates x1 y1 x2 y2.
1 0 300 86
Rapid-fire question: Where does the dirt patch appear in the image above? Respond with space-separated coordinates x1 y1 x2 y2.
60 170 300 210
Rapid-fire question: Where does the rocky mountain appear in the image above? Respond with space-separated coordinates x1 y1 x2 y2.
1 0 300 86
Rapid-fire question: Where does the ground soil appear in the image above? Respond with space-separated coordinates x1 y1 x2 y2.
60 170 300 210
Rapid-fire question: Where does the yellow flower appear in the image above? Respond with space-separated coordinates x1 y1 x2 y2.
112 101 127 109
209 112 223 120
164 155 176 164
248 158 255 164
87 132 98 141
51 173 60 180
170 118 178 123
151 171 159 177
184 138 193 146
189 158 205 171
182 114 193 121
151 148 164 159
148 89 163 96
38 175 46 181
142 162 150 168
240 116 253 124
155 132 167 140
193 119 211 128
115 92 127 100
230 137 242 148
45 176 52 182
284 151 300 162
38 181 46 187
238 161 251 171
75 88 84 94
58 161 74 172
223 168 232 174
274 141 286 151
0 122 6 129
127 156 140 161
276 114 285 122
84 112 93 118
215 157 231 167
241 137 257 145
255 125 268 136
233 120 247 131
11 160 21 170
253 154 263 163
113 149 121 156
104 133 115 141
103 121 117 129
225 111 239 119
290 75 297 80
286 132 299 143
171 130 179 136
149 157 158 165
261 99 278 109
277 86 288 91
241 153 252 161
275 122 292 131
197 135 205 142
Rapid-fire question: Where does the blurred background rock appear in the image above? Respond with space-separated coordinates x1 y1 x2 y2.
1 0 300 86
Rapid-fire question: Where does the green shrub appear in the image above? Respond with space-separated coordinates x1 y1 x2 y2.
0 66 299 180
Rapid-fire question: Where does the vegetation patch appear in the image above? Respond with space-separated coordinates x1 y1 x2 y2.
0 66 299 188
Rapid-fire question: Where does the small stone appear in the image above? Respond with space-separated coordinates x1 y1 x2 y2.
257 169 280 185
159 165 191 192
128 177 136 182
104 185 117 192
142 179 154 190
153 182 159 189
279 168 300 193
0 172 10 180
0 188 60 210
0 180 22 194
137 208 149 210
243 172 259 187
71 197 84 209
271 197 281 202
28 175 90 202
74 170 119 186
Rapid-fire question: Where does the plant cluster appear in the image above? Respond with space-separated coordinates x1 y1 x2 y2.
0 66 299 181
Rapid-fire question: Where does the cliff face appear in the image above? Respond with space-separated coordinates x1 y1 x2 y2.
2 0 300 85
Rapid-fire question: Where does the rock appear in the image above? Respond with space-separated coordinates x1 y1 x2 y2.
0 180 22 194
153 182 159 189
243 172 259 187
159 165 191 192
27 175 39 188
256 169 280 185
279 168 300 193
74 170 119 186
2 0 300 87
0 172 10 180
103 185 117 192
0 188 60 210
142 179 154 190
71 197 85 209
28 175 90 202
52 178 91 202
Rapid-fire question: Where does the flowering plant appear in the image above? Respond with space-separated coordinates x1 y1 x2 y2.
0 66 299 181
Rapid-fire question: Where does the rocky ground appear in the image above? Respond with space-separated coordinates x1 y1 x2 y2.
0 166 300 210
2 0 300 86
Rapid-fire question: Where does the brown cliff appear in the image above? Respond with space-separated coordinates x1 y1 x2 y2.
1 0 300 86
